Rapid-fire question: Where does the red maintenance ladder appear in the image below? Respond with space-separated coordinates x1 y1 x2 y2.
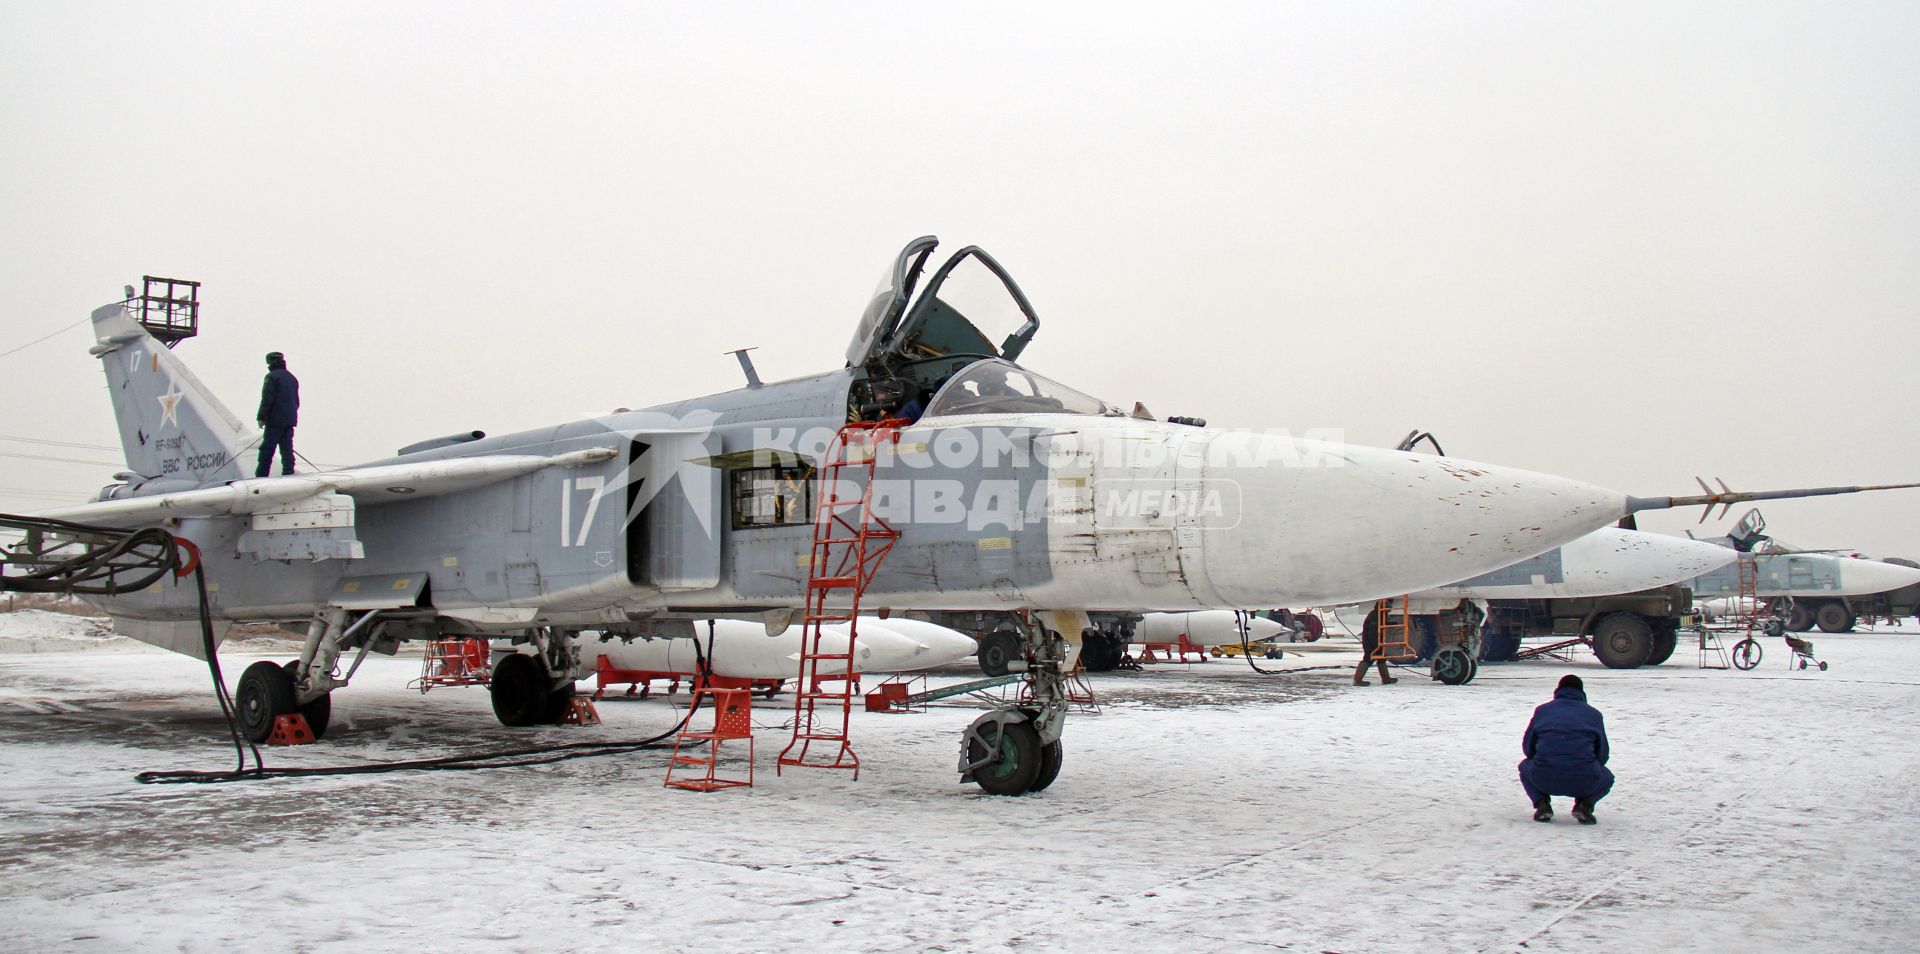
776 421 905 780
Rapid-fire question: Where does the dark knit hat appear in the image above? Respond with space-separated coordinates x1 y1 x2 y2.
1558 674 1584 692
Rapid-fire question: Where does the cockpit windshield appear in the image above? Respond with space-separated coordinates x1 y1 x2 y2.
921 358 1125 419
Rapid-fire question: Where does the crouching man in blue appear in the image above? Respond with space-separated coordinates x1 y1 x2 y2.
1520 674 1613 825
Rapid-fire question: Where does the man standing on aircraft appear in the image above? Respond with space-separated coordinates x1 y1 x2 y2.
1520 674 1613 824
255 351 300 477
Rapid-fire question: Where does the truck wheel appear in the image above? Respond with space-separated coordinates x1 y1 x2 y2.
1785 602 1816 632
1814 602 1855 634
1644 624 1679 666
1590 613 1653 669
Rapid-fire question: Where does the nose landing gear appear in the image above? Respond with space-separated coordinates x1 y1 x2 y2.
959 612 1071 795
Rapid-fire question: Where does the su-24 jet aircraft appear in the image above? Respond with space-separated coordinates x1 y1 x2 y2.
1684 508 1920 633
27 236 1920 795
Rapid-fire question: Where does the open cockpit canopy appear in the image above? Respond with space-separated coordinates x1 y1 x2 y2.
922 358 1124 419
845 237 1041 375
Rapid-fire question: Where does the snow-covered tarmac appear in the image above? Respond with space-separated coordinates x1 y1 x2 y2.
1 623 1916 953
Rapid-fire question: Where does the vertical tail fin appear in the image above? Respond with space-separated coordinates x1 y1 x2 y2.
87 302 253 486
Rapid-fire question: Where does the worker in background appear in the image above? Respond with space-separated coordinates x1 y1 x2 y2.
1353 605 1398 686
255 351 300 477
1519 674 1613 824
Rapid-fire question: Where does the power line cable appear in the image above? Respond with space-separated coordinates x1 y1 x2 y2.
0 487 94 500
0 316 91 361
0 435 120 452
0 451 123 467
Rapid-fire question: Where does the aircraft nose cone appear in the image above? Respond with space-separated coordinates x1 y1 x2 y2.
1631 530 1742 578
1194 435 1629 606
1837 558 1920 595
1554 527 1740 595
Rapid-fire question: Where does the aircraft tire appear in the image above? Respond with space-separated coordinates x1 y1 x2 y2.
490 654 550 727
541 680 578 723
1785 603 1816 632
1644 626 1679 667
976 630 1020 677
284 661 332 739
1031 739 1064 792
1591 613 1653 669
1431 648 1472 685
237 660 296 743
967 719 1042 796
1814 602 1855 634
1081 633 1118 673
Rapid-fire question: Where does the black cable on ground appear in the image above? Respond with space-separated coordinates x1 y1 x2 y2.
134 732 696 784
0 511 711 785
1231 611 1353 676
191 559 263 777
1235 611 1286 675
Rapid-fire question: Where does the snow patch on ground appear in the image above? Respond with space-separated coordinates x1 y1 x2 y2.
0 609 122 653
0 619 1915 952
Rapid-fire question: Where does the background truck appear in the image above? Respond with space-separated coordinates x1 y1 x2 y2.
1479 584 1693 669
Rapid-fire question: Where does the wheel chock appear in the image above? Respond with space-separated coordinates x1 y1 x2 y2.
560 698 601 726
266 714 316 746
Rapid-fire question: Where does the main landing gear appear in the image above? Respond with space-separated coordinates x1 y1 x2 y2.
489 649 578 726
235 660 332 741
235 606 379 743
959 611 1070 796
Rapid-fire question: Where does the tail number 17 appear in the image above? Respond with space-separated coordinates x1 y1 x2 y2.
559 476 605 547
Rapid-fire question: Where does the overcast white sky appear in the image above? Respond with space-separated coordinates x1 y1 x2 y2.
2 2 1916 555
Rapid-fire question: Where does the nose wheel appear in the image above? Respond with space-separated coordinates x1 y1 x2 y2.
959 613 1071 795
1431 647 1478 685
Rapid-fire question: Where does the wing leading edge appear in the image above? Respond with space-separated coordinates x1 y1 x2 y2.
39 447 618 528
